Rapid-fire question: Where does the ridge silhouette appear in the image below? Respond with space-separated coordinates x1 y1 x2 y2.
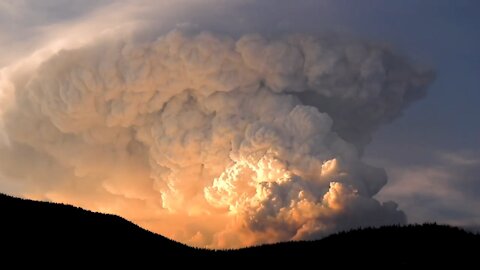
1 193 478 265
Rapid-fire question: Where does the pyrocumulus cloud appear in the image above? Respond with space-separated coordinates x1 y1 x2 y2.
0 1 434 248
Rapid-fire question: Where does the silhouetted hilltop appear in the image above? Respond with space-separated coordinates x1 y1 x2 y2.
1 193 478 265
231 223 479 263
0 193 196 259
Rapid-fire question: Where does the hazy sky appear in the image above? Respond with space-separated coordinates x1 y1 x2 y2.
0 0 478 246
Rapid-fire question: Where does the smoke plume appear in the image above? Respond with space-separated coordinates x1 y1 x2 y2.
0 2 433 248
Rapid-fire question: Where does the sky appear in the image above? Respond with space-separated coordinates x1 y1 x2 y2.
0 0 478 247
320 1 480 226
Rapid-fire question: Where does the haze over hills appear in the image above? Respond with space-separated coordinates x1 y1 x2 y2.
1 193 478 265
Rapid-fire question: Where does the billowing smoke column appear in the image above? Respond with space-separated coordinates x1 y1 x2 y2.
0 30 433 248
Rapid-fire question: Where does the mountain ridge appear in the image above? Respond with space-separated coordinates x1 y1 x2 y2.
1 192 478 264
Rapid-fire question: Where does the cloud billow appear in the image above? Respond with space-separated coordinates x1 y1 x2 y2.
0 5 433 248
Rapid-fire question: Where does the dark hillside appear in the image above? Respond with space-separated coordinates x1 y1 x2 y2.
1 193 478 265
0 193 196 258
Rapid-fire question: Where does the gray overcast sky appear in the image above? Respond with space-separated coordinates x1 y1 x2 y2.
1 0 479 228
